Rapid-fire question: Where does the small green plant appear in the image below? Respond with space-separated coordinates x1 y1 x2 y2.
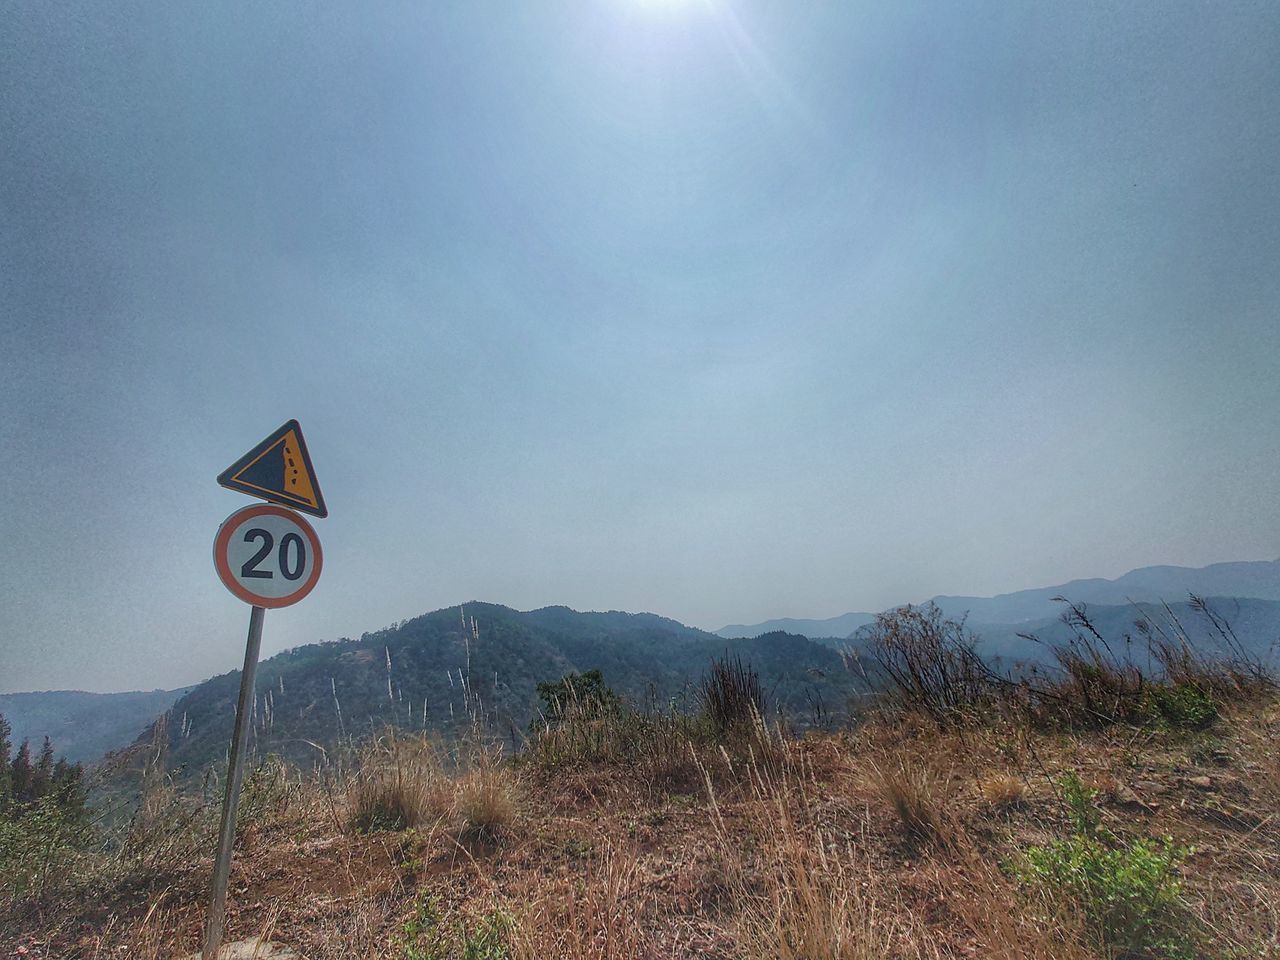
459 910 514 960
1015 771 1196 958
401 891 446 960
399 890 513 960
1061 771 1101 836
1145 682 1218 731
1016 834 1191 958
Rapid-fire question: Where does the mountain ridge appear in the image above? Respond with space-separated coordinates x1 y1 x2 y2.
0 688 190 763
717 558 1280 638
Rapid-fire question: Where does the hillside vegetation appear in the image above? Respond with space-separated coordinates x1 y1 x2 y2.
4 600 1278 959
146 603 858 775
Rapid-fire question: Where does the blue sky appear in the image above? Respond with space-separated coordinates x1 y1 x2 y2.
3 1 1279 692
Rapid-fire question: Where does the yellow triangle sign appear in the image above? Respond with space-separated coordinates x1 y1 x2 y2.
217 420 328 517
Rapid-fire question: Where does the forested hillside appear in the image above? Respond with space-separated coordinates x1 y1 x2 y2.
153 603 858 773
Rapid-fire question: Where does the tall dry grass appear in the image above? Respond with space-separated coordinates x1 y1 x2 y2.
344 731 448 834
504 845 653 959
455 743 519 840
702 740 940 960
864 756 955 848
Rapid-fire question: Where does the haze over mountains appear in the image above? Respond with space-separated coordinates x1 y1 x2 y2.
4 558 1279 770
716 559 1280 638
0 688 190 764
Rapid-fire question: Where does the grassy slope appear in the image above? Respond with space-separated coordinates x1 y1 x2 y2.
10 692 1279 958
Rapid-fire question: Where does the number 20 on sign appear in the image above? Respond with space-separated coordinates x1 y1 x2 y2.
213 503 323 607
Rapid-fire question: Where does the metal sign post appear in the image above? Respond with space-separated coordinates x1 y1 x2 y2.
203 422 326 959
202 604 264 960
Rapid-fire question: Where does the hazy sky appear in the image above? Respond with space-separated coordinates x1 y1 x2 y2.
3 1 1279 693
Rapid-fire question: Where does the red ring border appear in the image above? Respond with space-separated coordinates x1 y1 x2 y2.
213 503 323 609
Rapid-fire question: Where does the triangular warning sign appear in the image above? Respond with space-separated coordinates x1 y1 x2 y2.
217 420 328 517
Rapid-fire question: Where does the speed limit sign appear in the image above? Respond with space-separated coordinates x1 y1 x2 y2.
205 422 328 960
213 503 323 608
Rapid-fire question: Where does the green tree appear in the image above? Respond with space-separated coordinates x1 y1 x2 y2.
50 758 87 822
32 736 55 799
0 715 11 804
535 670 620 724
10 740 33 804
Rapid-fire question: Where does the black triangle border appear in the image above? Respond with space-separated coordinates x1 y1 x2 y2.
217 419 329 518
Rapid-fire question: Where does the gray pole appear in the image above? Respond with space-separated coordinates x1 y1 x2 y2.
202 604 265 960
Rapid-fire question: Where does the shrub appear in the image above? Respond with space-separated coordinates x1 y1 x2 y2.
860 603 995 727
1145 682 1218 731
349 774 432 834
866 757 952 846
1060 772 1101 836
346 734 444 834
1014 770 1195 958
980 773 1027 807
0 793 93 907
1015 834 1191 959
1018 596 1271 730
700 655 765 736
534 670 620 727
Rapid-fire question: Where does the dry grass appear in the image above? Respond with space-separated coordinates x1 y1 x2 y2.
9 690 1280 960
505 845 653 959
701 741 940 960
345 733 447 834
864 755 954 846
733 808 934 960
456 758 520 841
944 850 1096 960
979 772 1027 807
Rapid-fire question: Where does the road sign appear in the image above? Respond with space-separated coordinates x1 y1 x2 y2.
217 419 328 518
213 503 323 609
205 424 328 960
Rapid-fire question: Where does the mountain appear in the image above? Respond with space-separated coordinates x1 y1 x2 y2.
715 612 876 640
716 559 1280 639
150 603 858 774
959 596 1280 669
0 688 187 763
929 559 1280 625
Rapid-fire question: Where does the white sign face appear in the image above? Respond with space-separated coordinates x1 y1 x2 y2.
214 503 323 608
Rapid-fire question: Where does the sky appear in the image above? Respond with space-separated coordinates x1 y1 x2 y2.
2 1 1279 694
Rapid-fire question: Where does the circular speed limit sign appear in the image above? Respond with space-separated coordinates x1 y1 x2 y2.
213 503 323 608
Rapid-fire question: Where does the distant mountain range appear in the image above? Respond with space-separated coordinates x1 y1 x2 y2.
716 612 877 641
0 688 189 763
717 559 1280 638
